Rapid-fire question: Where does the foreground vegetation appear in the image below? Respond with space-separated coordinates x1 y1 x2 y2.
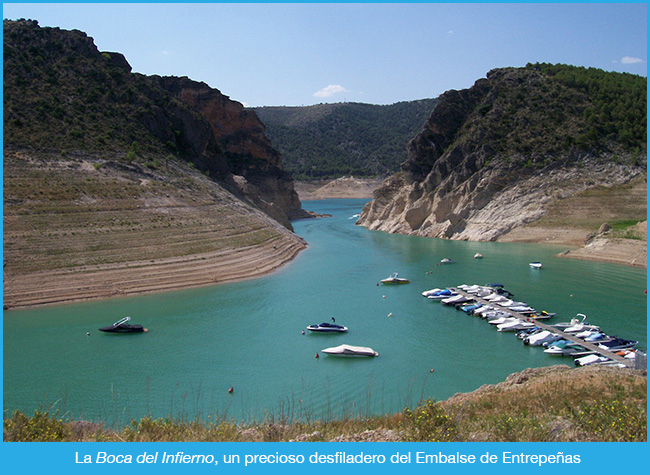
4 366 645 442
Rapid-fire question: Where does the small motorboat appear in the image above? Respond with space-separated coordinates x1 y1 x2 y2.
597 338 638 351
574 354 611 367
561 314 600 333
441 294 472 305
474 253 483 259
543 340 588 356
524 330 562 346
306 322 348 333
488 316 518 326
421 288 443 297
529 262 543 269
427 289 457 300
380 272 410 284
497 320 536 332
440 258 454 264
321 344 378 357
528 311 555 320
99 316 147 333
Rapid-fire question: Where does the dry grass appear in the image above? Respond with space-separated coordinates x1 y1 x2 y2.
4 365 645 442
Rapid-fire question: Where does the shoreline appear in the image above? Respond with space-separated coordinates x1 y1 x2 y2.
4 193 645 310
3 236 306 311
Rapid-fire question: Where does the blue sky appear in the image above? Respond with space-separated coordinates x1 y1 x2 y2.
2 2 647 107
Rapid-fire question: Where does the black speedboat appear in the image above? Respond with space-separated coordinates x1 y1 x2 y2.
306 322 348 333
99 317 147 333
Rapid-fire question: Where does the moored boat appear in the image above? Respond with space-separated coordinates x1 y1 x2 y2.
321 344 378 357
543 340 588 356
524 330 562 346
529 262 543 269
380 272 410 284
307 322 348 333
99 316 147 333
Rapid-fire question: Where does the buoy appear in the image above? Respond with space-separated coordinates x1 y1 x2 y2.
86 332 90 336
430 368 435 373
228 386 233 394
376 283 379 286
301 331 305 335
315 353 319 359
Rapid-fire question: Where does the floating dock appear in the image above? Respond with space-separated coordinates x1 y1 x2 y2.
451 288 636 368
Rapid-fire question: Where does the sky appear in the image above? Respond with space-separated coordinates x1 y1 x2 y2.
2 2 647 107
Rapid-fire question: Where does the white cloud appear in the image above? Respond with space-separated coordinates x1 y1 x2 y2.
620 56 643 64
313 84 349 98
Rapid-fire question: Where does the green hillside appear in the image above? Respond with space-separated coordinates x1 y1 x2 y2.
253 99 437 179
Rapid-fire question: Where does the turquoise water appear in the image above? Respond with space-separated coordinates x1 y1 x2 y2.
3 199 647 427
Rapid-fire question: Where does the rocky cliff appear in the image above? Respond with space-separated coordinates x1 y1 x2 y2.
3 19 309 308
358 65 647 241
3 19 307 229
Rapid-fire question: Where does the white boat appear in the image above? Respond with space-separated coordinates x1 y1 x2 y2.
488 316 518 326
574 354 610 367
440 258 454 264
321 344 378 357
474 253 483 259
543 340 588 356
464 284 482 293
497 320 536 332
380 272 410 284
306 322 348 333
485 295 508 303
421 288 443 297
561 314 600 333
483 310 511 320
529 262 543 269
523 330 562 346
441 294 473 305
472 305 492 314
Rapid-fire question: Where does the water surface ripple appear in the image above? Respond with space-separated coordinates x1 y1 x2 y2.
3 199 646 426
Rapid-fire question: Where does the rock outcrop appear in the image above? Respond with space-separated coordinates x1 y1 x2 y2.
152 76 309 227
358 66 646 241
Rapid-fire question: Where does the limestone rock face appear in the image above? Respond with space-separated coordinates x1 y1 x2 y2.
358 68 646 241
153 76 308 228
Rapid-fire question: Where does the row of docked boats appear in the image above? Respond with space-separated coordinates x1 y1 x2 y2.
423 283 643 368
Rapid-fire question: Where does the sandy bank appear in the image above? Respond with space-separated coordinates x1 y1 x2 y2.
295 177 383 201
3 236 306 310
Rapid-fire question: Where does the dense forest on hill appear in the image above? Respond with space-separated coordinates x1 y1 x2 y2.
458 63 647 170
527 62 646 151
253 99 437 179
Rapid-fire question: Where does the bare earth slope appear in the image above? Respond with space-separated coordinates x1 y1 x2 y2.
3 151 306 309
498 177 647 267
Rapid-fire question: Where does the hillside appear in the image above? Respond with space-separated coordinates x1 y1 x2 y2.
2 19 309 308
358 64 647 252
253 99 437 179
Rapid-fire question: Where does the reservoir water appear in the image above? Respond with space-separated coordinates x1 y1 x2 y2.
3 199 646 427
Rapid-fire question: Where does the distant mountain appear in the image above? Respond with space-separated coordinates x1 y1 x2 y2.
252 99 437 179
358 64 647 241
